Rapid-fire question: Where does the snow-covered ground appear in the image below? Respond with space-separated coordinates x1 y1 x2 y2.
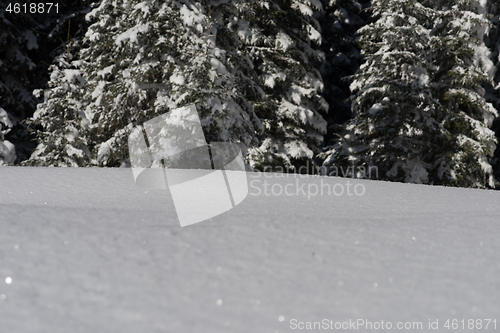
1 167 499 332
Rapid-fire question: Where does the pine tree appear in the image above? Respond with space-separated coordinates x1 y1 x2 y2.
0 0 99 164
321 0 498 188
86 0 264 167
234 0 328 173
22 0 101 166
0 6 40 163
27 0 242 166
321 0 442 183
0 107 16 164
430 0 498 188
25 49 91 166
485 0 500 187
27 0 328 172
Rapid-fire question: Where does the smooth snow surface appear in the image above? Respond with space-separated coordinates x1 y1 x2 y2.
1 167 500 332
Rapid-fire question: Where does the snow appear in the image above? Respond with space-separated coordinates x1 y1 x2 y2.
284 140 313 159
387 159 429 184
96 141 112 164
63 69 86 87
134 1 151 16
210 58 228 75
115 23 150 46
275 31 294 51
65 145 84 159
368 103 383 116
169 72 185 85
1 167 499 332
0 108 16 165
308 25 321 43
97 65 114 79
306 0 322 10
261 72 286 89
280 100 327 133
262 74 276 88
91 81 106 105
0 140 16 165
293 1 314 17
178 4 204 33
0 108 13 129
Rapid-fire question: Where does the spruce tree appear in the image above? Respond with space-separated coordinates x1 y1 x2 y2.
22 0 100 166
321 0 442 183
430 0 498 188
0 0 99 165
27 0 258 166
321 0 498 188
27 0 328 172
26 47 91 166
485 0 500 187
0 7 40 163
0 107 15 164
232 0 328 173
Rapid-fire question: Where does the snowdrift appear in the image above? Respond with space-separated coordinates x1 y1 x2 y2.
0 167 499 332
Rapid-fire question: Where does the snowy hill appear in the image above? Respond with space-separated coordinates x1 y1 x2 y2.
1 167 499 332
